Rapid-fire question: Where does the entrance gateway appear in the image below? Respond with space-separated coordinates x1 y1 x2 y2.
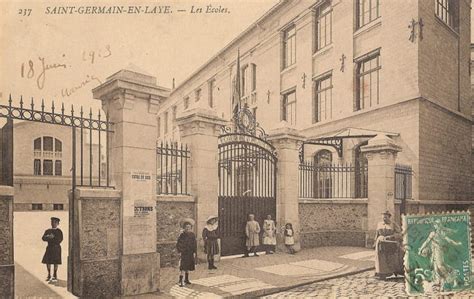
218 105 277 256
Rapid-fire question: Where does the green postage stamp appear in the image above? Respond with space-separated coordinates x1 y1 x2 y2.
403 211 472 295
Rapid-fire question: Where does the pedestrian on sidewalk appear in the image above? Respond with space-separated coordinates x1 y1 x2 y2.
202 215 220 270
244 214 261 257
177 218 197 287
284 223 296 254
263 214 276 254
41 217 63 283
374 211 404 280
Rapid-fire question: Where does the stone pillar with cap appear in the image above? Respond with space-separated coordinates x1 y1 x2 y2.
361 134 402 247
92 69 169 296
267 123 305 251
176 107 226 258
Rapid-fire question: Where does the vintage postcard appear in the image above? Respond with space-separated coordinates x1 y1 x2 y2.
0 0 473 298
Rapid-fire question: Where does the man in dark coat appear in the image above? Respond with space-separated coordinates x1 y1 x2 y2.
42 217 63 283
176 218 197 287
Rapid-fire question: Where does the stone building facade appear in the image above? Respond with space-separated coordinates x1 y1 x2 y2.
12 121 104 211
154 0 472 259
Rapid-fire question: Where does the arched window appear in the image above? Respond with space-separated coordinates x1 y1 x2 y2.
33 136 62 176
314 149 332 165
313 149 332 198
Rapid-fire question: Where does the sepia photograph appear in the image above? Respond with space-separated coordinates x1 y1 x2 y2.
0 0 473 297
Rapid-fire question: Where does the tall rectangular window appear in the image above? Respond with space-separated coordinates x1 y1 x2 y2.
315 1 332 51
195 88 201 102
184 97 189 109
356 52 380 111
172 106 177 122
282 25 296 69
43 160 53 175
208 79 215 108
314 75 332 123
34 159 41 175
357 0 380 29
251 64 257 92
281 90 296 125
55 160 62 176
435 0 456 29
164 112 169 134
241 65 248 96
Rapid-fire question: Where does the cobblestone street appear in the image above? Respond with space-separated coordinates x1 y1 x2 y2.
264 270 474 298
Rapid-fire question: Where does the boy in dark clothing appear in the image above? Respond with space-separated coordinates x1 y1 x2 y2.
41 217 63 283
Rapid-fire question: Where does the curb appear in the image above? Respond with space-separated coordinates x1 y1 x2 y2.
229 266 376 299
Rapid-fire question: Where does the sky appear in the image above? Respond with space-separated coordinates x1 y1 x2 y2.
0 0 473 115
0 0 279 113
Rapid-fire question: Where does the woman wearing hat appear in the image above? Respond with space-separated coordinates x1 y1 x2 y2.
176 218 197 287
374 211 404 280
202 216 220 270
41 217 63 283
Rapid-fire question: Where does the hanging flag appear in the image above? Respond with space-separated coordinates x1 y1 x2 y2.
232 49 241 118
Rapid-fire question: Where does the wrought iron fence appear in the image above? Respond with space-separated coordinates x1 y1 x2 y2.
156 141 190 195
395 164 412 200
0 95 113 188
299 162 368 199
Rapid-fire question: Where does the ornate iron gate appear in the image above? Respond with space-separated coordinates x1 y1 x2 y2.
218 107 277 256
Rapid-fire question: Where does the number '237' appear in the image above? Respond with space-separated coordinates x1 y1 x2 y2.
18 9 32 16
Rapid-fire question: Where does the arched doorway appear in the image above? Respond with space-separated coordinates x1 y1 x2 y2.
313 149 333 198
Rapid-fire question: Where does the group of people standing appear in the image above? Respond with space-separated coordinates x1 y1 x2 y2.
243 214 295 257
175 213 296 287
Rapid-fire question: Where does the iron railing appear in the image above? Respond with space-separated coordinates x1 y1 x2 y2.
395 164 413 200
0 95 113 188
156 141 190 195
299 162 368 199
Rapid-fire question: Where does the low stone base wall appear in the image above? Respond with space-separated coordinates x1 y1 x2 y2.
156 196 195 267
299 199 368 249
300 230 367 248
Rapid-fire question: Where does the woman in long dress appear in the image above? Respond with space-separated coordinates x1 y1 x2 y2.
263 215 276 254
244 214 260 257
374 211 404 280
202 216 220 270
176 218 197 287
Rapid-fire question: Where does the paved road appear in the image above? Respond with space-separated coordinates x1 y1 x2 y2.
263 270 474 298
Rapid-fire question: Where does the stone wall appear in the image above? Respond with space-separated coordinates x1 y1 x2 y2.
0 193 14 298
156 196 195 267
69 188 121 298
299 200 368 248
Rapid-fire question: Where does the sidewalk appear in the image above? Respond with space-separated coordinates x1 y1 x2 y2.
158 246 375 298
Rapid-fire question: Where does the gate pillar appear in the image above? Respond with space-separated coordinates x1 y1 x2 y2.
361 134 401 247
92 69 167 296
0 186 14 298
176 107 226 257
268 125 305 252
